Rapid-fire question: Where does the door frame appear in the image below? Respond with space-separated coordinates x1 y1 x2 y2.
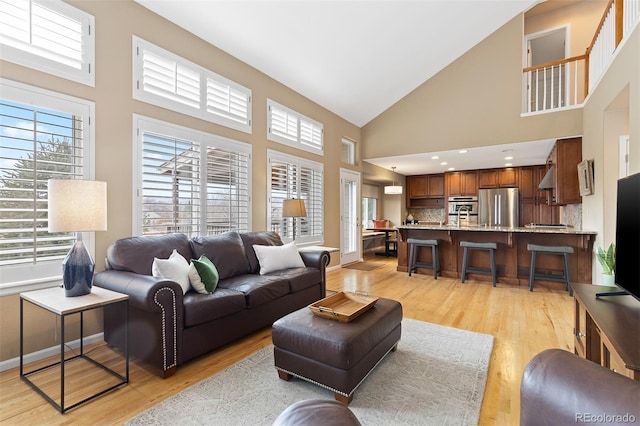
339 168 361 265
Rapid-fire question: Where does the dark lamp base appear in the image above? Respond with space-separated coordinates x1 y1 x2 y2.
62 240 95 297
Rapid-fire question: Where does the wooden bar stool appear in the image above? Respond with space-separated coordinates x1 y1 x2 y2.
527 244 574 295
460 241 498 287
407 238 440 279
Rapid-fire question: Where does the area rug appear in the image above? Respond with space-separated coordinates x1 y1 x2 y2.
344 261 384 271
126 318 494 426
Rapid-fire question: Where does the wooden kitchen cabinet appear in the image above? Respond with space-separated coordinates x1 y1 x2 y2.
407 175 428 198
519 165 558 226
406 174 444 208
478 168 518 189
407 174 444 199
446 171 477 196
546 137 582 205
571 283 640 381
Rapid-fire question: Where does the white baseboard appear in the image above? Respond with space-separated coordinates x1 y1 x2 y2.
0 332 104 373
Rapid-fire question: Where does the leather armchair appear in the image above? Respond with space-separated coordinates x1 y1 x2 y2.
521 349 640 425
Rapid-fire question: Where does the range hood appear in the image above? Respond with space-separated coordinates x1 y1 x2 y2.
538 166 555 190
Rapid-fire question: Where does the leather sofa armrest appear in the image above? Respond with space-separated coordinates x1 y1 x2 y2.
299 250 330 295
520 349 640 425
94 270 184 312
299 250 330 270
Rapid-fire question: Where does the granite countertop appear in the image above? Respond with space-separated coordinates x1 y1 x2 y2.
396 224 597 235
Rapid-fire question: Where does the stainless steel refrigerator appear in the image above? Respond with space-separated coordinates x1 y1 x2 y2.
478 188 519 227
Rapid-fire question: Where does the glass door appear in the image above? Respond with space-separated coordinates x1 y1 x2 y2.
340 168 361 265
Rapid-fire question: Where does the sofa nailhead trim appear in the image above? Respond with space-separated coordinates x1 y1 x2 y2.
154 287 178 371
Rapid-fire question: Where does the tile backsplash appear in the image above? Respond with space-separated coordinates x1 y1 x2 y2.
562 204 582 229
406 208 445 223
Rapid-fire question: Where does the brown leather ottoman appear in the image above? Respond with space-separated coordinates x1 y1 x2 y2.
272 297 402 405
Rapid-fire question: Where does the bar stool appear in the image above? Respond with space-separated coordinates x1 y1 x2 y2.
407 238 440 279
527 244 574 295
460 241 498 287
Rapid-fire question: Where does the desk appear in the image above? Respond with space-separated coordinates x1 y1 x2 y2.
366 227 398 257
20 286 129 413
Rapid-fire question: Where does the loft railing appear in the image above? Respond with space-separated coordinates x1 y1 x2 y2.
523 54 587 112
523 0 639 114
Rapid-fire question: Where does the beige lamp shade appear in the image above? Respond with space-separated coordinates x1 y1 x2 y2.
282 199 306 218
48 179 108 232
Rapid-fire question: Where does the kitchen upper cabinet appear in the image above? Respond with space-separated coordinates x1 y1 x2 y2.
519 165 558 226
407 175 428 198
546 137 582 205
446 171 477 196
478 168 518 188
428 174 445 197
406 174 444 208
407 174 444 198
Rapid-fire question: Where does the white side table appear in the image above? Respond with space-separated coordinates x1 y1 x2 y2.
20 286 129 413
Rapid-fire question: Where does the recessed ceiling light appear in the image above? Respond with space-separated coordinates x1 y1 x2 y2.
448 167 455 171
431 155 439 160
458 150 468 154
504 156 513 160
505 163 513 166
440 161 448 166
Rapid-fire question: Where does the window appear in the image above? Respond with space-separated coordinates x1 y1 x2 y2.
0 79 95 290
341 138 355 165
0 0 95 86
267 99 323 155
133 37 252 133
134 115 251 237
362 197 377 227
267 150 323 244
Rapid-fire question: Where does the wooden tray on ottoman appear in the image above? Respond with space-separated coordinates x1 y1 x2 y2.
309 292 378 322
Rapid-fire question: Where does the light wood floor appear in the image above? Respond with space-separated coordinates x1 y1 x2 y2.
0 255 574 425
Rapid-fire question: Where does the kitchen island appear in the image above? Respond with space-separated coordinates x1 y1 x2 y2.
397 224 596 286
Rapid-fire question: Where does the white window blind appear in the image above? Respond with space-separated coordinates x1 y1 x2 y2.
267 99 323 156
134 115 251 237
133 37 252 134
141 49 200 109
268 150 323 244
0 0 95 86
0 79 95 290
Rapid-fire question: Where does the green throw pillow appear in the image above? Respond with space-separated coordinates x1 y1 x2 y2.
191 255 219 293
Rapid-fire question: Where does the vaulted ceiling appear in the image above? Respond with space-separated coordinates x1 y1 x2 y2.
136 0 541 128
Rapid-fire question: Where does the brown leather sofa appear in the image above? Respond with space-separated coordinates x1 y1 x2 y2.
94 231 330 378
521 349 640 425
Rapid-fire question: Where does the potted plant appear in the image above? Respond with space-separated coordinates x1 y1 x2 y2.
595 243 616 286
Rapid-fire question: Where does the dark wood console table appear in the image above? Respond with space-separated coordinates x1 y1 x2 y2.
571 283 640 381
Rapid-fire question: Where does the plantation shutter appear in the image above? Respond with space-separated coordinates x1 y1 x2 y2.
300 165 323 238
134 37 251 133
206 78 251 127
140 132 200 236
0 0 94 85
140 49 200 109
269 160 297 237
269 104 298 143
204 146 250 233
299 120 322 150
0 100 84 266
268 151 323 243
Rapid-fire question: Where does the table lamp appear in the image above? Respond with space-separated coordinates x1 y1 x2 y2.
282 198 306 240
48 179 107 297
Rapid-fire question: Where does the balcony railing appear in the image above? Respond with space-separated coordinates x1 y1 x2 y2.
523 0 639 114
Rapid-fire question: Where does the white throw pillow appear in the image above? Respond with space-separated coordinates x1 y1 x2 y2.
152 249 191 294
252 242 305 275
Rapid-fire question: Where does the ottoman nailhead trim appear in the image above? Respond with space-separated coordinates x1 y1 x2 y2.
275 341 399 398
154 287 178 371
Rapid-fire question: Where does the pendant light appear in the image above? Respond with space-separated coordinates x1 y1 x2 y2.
384 166 403 195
